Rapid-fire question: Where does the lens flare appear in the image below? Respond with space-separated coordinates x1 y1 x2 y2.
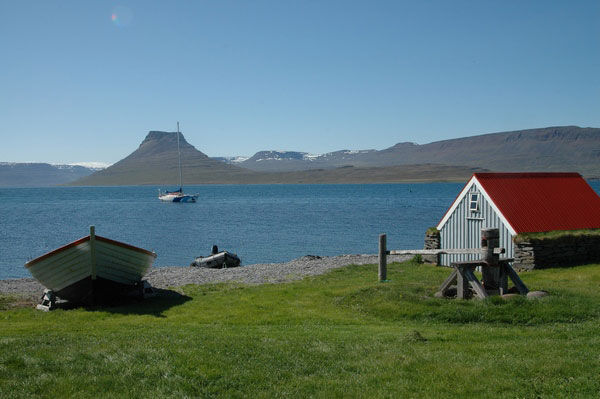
111 6 133 27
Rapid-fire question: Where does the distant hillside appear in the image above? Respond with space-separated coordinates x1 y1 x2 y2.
237 126 600 177
248 164 488 184
72 125 599 186
211 156 248 164
72 130 481 185
0 163 100 187
240 150 376 172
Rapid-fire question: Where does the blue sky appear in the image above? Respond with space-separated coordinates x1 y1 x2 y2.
1 1 599 164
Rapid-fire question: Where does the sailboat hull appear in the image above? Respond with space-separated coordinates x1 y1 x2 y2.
157 123 198 203
159 193 198 202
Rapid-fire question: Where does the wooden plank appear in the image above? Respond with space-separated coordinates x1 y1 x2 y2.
96 242 154 264
503 263 529 295
96 235 157 258
390 249 480 255
29 244 90 281
456 266 469 299
378 234 387 282
499 267 508 295
24 236 90 268
90 226 97 281
438 269 458 293
451 260 486 268
30 254 89 285
388 248 505 256
95 244 155 270
26 241 90 277
464 267 488 299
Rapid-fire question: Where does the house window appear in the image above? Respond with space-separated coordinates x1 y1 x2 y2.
469 193 479 212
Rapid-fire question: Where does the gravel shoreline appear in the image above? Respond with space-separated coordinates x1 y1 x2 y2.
0 254 410 301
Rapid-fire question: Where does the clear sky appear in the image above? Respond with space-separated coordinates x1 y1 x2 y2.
1 1 599 164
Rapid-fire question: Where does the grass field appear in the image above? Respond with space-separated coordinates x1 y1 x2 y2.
2 261 600 398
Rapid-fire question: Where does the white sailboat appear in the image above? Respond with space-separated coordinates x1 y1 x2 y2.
158 122 199 203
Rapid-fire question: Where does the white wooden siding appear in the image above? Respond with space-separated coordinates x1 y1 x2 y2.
439 184 514 266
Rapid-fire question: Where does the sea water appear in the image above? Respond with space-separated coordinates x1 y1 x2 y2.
2 182 599 280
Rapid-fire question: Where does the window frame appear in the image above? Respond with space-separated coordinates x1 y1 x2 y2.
468 193 480 213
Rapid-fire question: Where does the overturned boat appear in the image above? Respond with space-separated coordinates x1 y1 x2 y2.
191 245 241 268
25 226 157 305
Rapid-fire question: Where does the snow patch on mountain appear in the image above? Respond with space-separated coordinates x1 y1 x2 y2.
64 162 111 169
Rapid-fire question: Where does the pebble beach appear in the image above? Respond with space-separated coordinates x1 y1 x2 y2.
0 254 410 302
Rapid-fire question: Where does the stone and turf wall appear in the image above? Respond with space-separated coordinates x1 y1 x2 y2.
423 228 441 264
513 230 600 270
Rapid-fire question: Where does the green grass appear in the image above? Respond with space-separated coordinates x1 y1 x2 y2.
2 261 600 398
514 228 600 242
425 226 440 235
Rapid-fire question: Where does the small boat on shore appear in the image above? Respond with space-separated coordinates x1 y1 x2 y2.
25 226 157 305
158 121 198 203
191 245 241 268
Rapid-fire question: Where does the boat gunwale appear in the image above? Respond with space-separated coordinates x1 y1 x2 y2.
25 235 156 268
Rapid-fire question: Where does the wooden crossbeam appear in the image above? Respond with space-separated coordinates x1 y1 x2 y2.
437 269 458 293
388 248 505 256
503 263 529 295
463 267 488 299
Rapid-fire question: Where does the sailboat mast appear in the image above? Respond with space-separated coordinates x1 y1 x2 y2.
177 121 183 190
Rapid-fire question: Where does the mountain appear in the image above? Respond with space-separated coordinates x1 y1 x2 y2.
246 164 488 184
375 126 600 175
238 150 377 172
0 163 102 187
211 156 249 164
72 130 481 185
71 125 600 186
237 126 600 177
73 131 254 185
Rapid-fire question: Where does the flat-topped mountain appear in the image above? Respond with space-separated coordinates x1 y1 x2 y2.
238 126 600 176
375 126 600 175
73 131 252 185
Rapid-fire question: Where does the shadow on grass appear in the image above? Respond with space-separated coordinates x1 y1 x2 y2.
51 288 192 317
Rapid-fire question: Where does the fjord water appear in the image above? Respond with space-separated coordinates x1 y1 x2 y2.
3 182 599 280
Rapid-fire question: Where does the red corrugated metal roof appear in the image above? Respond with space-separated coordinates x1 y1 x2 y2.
474 173 600 233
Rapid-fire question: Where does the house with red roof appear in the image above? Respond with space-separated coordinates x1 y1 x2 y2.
435 173 600 266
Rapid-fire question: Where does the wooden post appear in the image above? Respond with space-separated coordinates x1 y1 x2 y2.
481 228 500 266
90 225 97 281
90 225 98 305
481 228 500 291
498 266 508 295
456 266 468 299
378 233 387 282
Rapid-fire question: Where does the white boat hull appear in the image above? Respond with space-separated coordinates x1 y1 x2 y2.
158 193 198 203
25 228 157 304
